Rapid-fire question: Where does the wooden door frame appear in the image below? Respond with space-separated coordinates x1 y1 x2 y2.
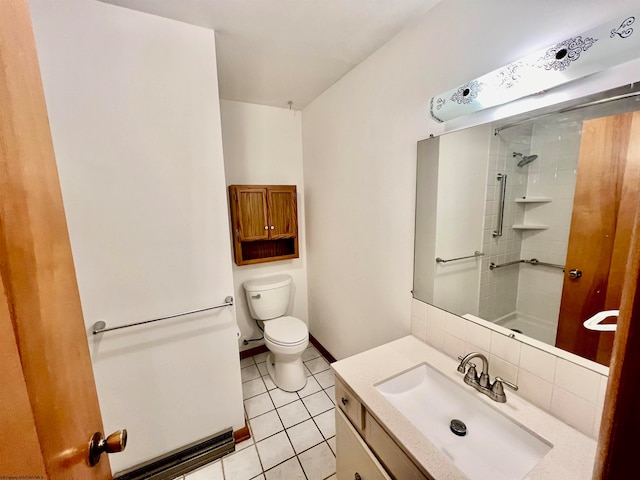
0 1 110 478
593 115 640 479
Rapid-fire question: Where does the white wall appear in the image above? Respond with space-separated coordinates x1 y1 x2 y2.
220 100 309 350
30 0 243 472
302 0 640 360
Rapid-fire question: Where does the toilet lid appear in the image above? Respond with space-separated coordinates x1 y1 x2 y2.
264 316 308 345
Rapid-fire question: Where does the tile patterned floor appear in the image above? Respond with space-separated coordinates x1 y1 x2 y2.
175 345 337 480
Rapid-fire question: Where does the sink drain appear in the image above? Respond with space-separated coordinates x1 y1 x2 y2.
450 419 467 437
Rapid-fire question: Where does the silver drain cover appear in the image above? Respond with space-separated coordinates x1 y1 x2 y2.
450 419 467 436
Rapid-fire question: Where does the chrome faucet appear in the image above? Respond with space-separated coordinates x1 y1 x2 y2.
456 352 518 403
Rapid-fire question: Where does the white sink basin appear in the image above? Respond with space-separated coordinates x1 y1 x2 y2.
375 363 552 480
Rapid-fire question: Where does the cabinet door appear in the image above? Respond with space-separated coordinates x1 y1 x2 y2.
336 409 391 480
364 413 430 480
267 186 297 239
233 187 269 241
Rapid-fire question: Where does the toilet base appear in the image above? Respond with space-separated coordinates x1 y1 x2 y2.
266 351 307 392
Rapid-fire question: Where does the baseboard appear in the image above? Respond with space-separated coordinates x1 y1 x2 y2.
239 343 269 359
309 334 337 363
240 334 335 363
233 419 251 444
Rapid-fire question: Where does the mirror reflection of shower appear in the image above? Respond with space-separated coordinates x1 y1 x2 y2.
513 151 538 167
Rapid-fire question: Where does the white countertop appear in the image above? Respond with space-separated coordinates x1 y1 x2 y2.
332 335 597 480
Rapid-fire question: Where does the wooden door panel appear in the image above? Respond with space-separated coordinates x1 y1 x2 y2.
597 111 640 363
556 112 640 365
268 187 297 239
235 188 269 241
594 191 640 478
0 2 110 477
0 275 47 477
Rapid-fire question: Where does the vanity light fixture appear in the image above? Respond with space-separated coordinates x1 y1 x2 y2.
429 13 639 122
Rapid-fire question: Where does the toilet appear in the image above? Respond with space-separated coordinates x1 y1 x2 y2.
243 274 309 392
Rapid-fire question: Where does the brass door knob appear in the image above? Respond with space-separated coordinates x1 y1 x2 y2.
88 429 127 466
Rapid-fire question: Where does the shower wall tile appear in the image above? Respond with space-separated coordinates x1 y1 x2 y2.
412 299 608 439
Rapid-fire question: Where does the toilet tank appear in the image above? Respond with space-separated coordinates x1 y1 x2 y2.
243 274 293 320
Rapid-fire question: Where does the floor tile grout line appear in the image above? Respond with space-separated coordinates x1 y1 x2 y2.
226 348 335 480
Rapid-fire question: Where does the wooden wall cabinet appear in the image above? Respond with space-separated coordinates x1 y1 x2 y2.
228 185 299 265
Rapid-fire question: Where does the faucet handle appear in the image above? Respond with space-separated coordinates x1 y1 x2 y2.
490 376 518 403
464 362 478 382
493 376 518 391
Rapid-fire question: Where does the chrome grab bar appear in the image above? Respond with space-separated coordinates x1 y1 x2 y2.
489 258 565 271
492 173 507 237
436 251 485 264
92 296 234 335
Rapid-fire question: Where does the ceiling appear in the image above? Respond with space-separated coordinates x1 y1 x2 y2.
101 0 442 109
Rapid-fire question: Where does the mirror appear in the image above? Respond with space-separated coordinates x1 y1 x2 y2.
414 83 640 366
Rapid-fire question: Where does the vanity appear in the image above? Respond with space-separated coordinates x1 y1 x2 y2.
332 336 597 480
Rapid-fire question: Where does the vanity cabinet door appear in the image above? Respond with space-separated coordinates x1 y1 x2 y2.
364 413 431 480
335 377 364 431
336 409 392 480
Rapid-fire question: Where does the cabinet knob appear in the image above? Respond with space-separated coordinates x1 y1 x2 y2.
341 397 348 406
264 225 269 230
270 225 275 230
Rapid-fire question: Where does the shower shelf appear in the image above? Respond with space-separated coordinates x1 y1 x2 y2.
512 224 549 230
514 196 552 203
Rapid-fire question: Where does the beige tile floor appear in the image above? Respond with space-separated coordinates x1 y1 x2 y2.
176 345 337 480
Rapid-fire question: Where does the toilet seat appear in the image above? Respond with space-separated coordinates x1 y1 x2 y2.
264 316 308 346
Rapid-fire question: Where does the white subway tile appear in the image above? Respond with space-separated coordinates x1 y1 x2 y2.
554 358 601 404
411 299 427 321
597 375 608 408
489 354 518 384
425 325 445 351
442 333 465 360
465 320 492 352
519 343 557 383
426 304 446 331
444 312 466 340
550 386 596 437
463 343 490 361
411 315 427 342
516 369 553 410
490 331 521 365
593 406 603 440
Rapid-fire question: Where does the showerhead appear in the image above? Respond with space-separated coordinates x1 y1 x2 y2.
513 152 538 167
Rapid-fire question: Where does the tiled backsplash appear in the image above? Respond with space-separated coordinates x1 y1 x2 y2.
411 298 607 439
